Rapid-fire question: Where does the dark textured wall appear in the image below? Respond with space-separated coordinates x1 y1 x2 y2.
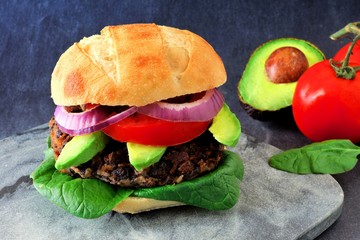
1 1 360 239
1 0 359 140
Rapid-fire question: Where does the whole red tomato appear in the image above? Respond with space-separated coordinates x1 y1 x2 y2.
292 59 360 143
333 42 360 63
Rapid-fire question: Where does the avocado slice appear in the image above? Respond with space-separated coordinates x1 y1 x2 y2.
127 142 167 171
238 38 325 120
55 131 109 170
209 104 241 147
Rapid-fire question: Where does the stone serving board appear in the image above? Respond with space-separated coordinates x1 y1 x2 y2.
0 124 343 240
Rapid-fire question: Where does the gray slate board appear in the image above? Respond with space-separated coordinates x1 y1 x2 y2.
0 124 343 240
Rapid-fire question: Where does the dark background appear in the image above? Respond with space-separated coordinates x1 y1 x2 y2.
1 0 359 239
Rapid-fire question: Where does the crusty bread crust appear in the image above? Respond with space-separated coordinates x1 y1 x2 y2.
51 23 226 106
112 197 185 214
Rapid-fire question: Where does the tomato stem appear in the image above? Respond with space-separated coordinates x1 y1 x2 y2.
330 22 360 80
342 35 360 68
330 22 360 40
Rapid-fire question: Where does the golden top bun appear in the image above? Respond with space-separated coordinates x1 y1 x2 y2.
51 23 226 106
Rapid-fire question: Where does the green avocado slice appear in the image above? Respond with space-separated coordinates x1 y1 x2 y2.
127 142 167 171
238 38 325 119
209 104 241 147
55 131 109 170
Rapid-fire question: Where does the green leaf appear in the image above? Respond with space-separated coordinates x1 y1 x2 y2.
31 149 133 219
46 135 52 149
133 150 244 210
269 139 360 174
31 148 244 217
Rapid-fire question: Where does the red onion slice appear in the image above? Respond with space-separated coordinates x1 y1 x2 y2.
54 105 137 135
54 105 109 130
137 88 224 122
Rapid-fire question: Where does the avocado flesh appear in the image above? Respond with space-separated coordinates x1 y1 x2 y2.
209 104 241 147
127 142 167 171
238 38 325 118
55 131 109 170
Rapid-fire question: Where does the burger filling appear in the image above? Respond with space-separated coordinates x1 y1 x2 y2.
49 117 224 188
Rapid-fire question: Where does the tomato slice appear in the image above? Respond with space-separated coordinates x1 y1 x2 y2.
102 113 212 146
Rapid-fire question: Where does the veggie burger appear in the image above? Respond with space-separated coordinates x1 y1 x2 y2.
31 23 244 218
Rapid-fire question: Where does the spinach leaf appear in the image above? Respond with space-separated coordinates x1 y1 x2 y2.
31 149 133 219
31 148 244 217
269 139 360 174
133 151 244 210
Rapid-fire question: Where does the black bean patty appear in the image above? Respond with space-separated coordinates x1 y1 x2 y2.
49 117 224 188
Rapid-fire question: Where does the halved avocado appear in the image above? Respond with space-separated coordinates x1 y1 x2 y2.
238 38 325 120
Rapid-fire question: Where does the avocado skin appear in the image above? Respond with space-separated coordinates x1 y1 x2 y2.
238 38 325 121
239 96 295 122
239 94 294 122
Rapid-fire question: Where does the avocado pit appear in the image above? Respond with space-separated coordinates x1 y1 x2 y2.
265 47 308 84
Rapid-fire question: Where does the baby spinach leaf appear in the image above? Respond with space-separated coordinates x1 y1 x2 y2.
31 148 244 217
133 150 244 210
31 149 133 219
269 139 360 174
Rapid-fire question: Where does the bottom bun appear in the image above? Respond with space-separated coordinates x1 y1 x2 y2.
112 197 185 214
